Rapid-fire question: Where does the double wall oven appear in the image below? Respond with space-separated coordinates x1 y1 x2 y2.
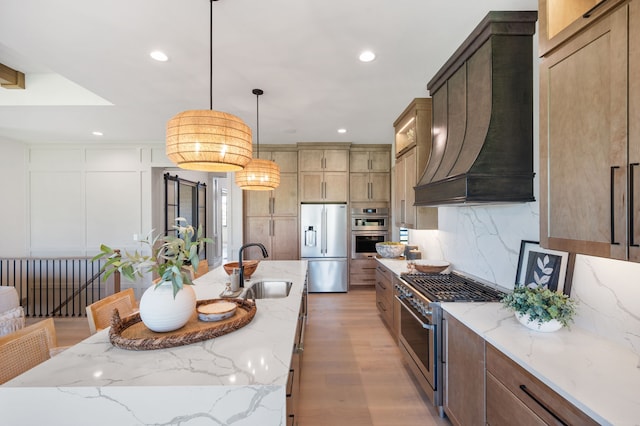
351 207 389 259
395 272 505 415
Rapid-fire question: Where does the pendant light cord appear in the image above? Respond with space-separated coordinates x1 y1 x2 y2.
252 88 263 158
209 0 217 111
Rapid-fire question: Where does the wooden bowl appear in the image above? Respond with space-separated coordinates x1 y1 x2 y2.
223 260 259 278
414 260 450 274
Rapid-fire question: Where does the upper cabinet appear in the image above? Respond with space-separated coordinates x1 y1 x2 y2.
349 146 391 203
243 146 299 260
539 0 626 56
540 0 639 262
393 99 438 229
298 145 349 202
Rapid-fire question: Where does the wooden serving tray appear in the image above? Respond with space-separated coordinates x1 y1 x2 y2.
108 298 256 351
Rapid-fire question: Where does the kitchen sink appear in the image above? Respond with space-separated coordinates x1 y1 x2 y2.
246 280 293 299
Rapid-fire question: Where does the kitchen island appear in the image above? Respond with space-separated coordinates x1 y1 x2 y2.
0 260 307 426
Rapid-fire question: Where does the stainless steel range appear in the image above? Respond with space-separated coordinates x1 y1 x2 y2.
395 271 505 416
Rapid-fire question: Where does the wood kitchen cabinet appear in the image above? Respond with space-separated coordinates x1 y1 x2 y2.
443 312 485 426
375 262 393 330
298 146 349 202
540 1 640 262
349 257 377 288
538 0 626 56
350 145 391 203
393 99 437 230
486 344 599 426
244 147 299 260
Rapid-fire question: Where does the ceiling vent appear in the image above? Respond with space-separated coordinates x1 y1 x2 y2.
415 11 538 206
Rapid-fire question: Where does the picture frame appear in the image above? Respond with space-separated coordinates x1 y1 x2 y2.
515 240 569 294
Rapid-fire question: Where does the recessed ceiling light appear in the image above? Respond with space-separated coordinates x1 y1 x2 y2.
358 50 376 62
150 50 169 62
92 131 103 136
337 128 347 134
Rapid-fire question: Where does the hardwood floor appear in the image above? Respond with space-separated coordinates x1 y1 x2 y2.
29 288 450 426
299 288 450 426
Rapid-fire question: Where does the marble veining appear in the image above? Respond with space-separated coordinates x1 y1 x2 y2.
0 260 307 425
378 257 640 425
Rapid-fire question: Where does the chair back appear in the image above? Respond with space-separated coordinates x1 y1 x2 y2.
86 288 137 334
0 318 56 384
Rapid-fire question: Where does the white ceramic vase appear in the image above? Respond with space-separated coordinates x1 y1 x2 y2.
139 281 196 332
515 312 562 333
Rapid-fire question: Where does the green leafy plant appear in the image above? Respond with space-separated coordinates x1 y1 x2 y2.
501 285 577 328
93 218 212 297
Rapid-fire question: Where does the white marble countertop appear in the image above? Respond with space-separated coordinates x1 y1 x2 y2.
0 260 308 426
376 258 640 426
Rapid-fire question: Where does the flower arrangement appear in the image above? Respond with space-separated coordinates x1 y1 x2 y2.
93 218 212 297
501 285 577 328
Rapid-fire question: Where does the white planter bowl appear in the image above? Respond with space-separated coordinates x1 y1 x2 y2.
515 312 562 333
139 281 196 332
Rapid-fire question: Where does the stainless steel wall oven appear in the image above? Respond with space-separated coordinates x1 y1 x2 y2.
351 207 389 259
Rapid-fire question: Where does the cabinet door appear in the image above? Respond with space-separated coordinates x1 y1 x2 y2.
298 150 323 171
540 7 628 259
272 217 299 260
349 173 370 202
271 151 298 173
244 217 272 259
394 155 406 227
369 172 390 202
630 0 640 262
244 190 272 217
323 172 348 202
443 312 485 426
349 151 370 172
323 150 349 171
404 148 417 228
298 172 323 202
369 150 390 172
273 174 298 216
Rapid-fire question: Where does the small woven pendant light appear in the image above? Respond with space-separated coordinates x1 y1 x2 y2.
166 0 252 172
235 89 281 190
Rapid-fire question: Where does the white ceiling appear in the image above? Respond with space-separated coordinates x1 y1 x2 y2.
0 0 538 147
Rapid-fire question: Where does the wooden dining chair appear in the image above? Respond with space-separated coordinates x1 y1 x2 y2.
0 318 57 384
86 288 137 334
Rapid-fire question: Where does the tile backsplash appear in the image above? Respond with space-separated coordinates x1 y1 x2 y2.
409 204 640 356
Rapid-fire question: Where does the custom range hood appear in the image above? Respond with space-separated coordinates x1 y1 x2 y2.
415 11 538 206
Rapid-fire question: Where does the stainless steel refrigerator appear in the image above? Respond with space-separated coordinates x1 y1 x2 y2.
300 203 348 292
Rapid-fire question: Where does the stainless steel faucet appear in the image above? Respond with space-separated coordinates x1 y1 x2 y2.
238 243 269 288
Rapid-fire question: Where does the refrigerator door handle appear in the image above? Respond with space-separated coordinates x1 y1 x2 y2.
321 208 327 254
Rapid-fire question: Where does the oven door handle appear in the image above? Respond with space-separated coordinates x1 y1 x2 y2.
395 295 434 330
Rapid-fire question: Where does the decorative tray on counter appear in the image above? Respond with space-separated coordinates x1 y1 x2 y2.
108 298 256 351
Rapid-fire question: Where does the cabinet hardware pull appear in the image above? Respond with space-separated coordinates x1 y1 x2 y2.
377 301 386 312
610 166 620 245
519 385 568 426
377 280 387 290
631 163 639 247
583 0 608 18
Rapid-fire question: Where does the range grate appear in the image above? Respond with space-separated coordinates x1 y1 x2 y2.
400 272 505 302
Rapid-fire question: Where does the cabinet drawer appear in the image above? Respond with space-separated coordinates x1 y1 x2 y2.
486 344 598 426
350 258 377 274
350 273 376 286
486 372 545 426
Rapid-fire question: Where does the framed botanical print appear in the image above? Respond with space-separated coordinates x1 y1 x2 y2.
515 240 569 294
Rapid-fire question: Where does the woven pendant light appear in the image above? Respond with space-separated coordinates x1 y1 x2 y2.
166 0 252 172
235 89 281 190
